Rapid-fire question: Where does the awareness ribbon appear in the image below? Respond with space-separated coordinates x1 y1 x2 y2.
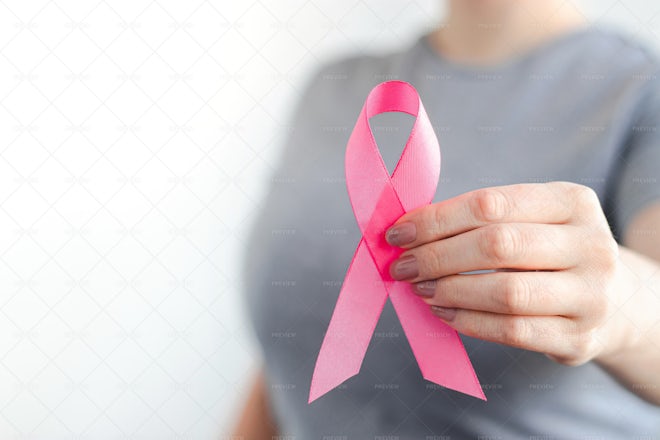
308 80 485 403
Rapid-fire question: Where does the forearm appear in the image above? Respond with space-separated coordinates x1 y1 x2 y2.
594 245 660 405
229 367 278 440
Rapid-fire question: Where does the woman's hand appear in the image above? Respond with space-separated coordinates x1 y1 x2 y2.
385 181 632 367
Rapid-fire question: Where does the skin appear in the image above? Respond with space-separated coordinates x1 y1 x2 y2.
384 0 660 406
386 183 660 405
229 368 278 439
428 0 586 66
231 0 660 436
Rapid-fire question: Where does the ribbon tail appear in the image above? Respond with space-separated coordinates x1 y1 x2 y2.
308 238 389 403
388 282 486 400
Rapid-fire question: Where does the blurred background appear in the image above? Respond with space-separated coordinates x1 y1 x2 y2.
0 1 659 438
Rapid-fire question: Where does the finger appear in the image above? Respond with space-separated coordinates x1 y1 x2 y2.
385 181 599 248
390 223 579 282
413 271 585 316
429 307 583 360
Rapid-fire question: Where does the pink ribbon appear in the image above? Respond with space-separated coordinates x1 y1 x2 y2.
308 80 485 403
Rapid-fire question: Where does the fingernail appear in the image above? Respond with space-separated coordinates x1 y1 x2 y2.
385 221 416 246
431 306 456 322
413 281 436 297
389 254 418 280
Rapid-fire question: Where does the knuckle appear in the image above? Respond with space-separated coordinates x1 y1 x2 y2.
419 245 445 278
499 275 531 313
429 205 446 238
571 183 601 212
472 188 509 223
561 330 598 366
581 283 613 328
481 224 521 264
599 238 619 272
584 236 619 283
552 182 601 222
554 318 599 366
457 312 488 340
581 230 617 267
500 316 529 347
589 298 611 327
432 278 452 305
576 184 599 205
550 353 586 367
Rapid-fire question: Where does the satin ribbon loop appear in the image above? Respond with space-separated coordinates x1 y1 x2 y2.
309 80 485 403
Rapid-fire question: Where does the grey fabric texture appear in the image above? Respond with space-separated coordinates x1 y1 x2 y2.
242 25 660 439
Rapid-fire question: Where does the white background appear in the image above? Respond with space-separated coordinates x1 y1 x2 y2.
0 1 659 439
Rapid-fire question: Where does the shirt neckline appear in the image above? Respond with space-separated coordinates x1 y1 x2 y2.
415 24 600 75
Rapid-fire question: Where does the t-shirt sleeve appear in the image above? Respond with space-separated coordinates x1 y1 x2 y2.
608 71 660 242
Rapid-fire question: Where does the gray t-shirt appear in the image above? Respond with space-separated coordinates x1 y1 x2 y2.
242 26 660 439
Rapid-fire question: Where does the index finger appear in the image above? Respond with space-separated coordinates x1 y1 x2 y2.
384 182 582 248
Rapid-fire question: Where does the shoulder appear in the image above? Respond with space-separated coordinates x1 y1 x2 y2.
586 26 660 63
534 26 660 125
587 27 660 120
570 26 660 79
